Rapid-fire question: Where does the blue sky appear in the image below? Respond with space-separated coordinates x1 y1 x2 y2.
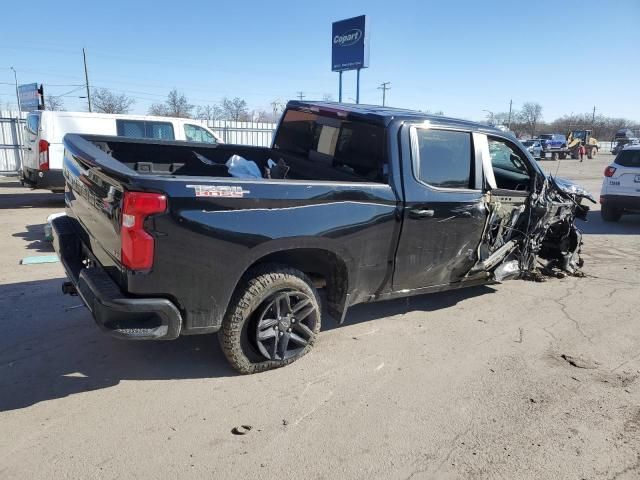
1 0 639 121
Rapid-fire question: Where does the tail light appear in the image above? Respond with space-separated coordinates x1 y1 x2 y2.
38 139 49 171
604 166 616 177
120 191 167 271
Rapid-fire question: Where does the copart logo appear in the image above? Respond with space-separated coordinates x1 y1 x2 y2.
334 29 362 47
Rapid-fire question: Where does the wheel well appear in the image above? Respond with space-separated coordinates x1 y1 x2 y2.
243 248 348 319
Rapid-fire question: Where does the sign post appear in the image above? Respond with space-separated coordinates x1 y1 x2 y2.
332 15 369 103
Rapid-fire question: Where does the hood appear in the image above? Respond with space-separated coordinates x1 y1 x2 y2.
550 176 596 203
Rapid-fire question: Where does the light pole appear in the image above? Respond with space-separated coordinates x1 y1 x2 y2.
9 67 24 170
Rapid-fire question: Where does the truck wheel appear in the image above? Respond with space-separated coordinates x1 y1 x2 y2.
601 205 621 222
559 153 567 160
571 150 579 159
552 152 559 161
220 266 321 374
587 148 595 159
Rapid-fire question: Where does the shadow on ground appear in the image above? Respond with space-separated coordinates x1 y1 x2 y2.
581 209 640 235
0 278 494 412
12 223 54 252
0 181 64 209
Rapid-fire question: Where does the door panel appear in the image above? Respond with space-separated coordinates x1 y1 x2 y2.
393 125 487 290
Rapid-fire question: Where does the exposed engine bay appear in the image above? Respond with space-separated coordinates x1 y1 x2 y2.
471 175 594 282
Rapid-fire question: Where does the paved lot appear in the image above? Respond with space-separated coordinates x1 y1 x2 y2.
1 153 639 479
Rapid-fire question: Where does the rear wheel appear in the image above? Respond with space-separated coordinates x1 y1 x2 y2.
559 152 567 160
552 152 559 161
601 204 621 222
587 148 596 159
220 265 321 374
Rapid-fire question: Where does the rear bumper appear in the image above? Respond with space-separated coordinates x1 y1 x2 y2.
600 194 640 213
22 167 65 191
52 215 182 340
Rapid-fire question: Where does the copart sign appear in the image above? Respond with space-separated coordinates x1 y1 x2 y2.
331 15 370 72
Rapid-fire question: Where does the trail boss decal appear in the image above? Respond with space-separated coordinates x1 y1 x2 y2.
186 185 250 198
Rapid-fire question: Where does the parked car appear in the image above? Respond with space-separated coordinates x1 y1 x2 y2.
538 133 567 150
52 101 593 374
600 144 640 221
520 139 542 159
21 111 221 192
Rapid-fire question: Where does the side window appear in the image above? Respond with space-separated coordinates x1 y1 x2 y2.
26 114 40 135
414 129 473 189
116 120 175 140
184 124 217 144
487 137 531 191
273 109 386 183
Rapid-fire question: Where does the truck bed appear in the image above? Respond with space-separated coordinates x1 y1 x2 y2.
60 133 400 336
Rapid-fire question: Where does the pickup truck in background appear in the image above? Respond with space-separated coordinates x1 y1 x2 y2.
52 101 594 374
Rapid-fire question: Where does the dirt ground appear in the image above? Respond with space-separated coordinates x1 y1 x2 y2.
1 153 639 479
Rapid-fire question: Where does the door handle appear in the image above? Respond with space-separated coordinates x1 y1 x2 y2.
410 208 434 217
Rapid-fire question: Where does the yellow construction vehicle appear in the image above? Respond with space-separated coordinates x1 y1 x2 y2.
566 130 598 159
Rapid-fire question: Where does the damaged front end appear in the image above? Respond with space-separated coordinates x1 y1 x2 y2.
470 176 595 282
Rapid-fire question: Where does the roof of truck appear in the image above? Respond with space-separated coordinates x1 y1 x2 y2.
286 100 504 134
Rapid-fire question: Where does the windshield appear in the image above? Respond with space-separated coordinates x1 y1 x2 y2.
615 149 640 167
538 134 552 140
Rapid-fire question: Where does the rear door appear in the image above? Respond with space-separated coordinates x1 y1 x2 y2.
22 112 41 169
614 150 640 195
392 124 487 290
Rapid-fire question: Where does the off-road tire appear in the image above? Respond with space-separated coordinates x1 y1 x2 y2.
587 148 595 160
220 265 321 374
559 152 567 160
552 152 559 161
601 205 621 222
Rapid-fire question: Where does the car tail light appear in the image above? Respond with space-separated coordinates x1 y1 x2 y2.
604 166 616 177
38 139 49 171
120 191 167 271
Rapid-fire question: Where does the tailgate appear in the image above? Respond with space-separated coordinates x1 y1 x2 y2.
63 139 127 277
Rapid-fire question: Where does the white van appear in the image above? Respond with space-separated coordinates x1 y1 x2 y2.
21 111 221 191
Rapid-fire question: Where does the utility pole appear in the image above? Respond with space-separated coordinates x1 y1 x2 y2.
296 91 305 101
83 48 92 112
270 101 280 122
378 82 391 107
591 105 596 125
507 99 513 130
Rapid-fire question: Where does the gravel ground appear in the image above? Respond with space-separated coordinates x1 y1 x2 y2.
0 153 639 479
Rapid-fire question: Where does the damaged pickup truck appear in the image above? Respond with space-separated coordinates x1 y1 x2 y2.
52 101 594 374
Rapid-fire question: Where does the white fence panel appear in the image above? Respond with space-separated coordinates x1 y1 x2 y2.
0 111 26 173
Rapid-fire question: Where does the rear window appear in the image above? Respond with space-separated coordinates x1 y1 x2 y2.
116 120 175 140
615 149 640 167
273 109 386 182
26 114 40 135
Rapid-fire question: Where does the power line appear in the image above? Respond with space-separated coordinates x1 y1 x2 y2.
377 82 391 107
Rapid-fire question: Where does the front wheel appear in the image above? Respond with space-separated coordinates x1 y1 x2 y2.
220 266 321 374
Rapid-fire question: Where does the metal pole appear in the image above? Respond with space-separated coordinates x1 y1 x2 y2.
507 99 512 129
83 48 92 112
356 68 360 104
10 67 23 171
338 71 343 103
591 106 596 125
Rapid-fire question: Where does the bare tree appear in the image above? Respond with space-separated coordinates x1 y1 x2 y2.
518 102 543 137
252 110 271 122
322 93 334 102
92 88 135 114
221 97 249 121
46 96 65 111
149 89 194 118
196 104 224 121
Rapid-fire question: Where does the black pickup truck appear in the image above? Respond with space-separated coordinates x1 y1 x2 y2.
52 101 594 374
